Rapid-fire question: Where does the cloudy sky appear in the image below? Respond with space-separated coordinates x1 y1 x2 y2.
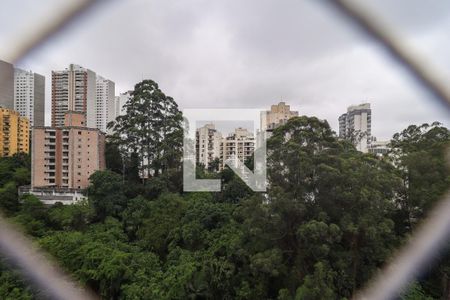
1 0 450 139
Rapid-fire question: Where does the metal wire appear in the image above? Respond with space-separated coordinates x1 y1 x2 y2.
323 0 450 113
1 1 107 299
5 0 107 64
0 216 97 300
322 0 450 299
356 191 450 300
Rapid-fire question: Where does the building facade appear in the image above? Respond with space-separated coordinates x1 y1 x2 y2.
96 76 115 132
338 103 372 152
51 64 97 128
0 107 29 157
14 68 45 127
114 91 132 119
260 101 299 131
32 111 105 190
196 123 222 169
195 125 256 171
368 140 390 156
0 60 14 110
221 127 255 169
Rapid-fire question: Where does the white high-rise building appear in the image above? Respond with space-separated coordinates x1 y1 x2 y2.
196 123 222 169
339 103 372 152
96 76 115 132
14 68 45 127
114 91 132 119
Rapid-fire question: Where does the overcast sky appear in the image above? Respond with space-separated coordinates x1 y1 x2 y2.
1 0 450 139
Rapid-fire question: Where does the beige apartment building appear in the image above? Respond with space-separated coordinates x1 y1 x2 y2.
260 101 299 131
52 64 116 131
0 107 29 157
196 123 222 169
195 124 255 171
220 127 255 169
32 111 105 190
195 102 298 172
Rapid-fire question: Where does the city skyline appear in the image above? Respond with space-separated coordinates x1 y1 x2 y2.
3 1 450 140
11 56 450 141
2 55 443 145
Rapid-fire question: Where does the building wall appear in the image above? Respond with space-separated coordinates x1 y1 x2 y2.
368 140 390 156
14 69 45 127
106 81 115 127
0 107 29 157
0 60 14 110
196 124 222 168
261 101 299 131
32 112 105 189
31 128 49 187
52 64 96 128
338 113 347 137
18 117 29 153
196 125 257 171
34 73 45 127
52 64 113 130
221 127 255 169
64 111 86 126
115 91 132 119
96 76 115 132
51 70 69 127
85 69 97 129
339 103 372 152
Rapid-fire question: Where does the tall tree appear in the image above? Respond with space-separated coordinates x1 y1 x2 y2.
390 122 450 232
258 116 402 297
108 80 183 180
88 170 127 221
390 122 450 297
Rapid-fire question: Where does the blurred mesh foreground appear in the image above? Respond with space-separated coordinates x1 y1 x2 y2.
1 0 450 299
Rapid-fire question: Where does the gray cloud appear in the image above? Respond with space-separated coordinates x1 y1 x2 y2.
1 0 449 140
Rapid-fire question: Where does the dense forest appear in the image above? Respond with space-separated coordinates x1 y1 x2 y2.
1 80 450 299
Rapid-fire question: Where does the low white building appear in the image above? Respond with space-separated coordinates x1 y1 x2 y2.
368 140 390 156
19 186 86 205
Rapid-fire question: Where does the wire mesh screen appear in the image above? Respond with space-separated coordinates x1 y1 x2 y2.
1 1 449 299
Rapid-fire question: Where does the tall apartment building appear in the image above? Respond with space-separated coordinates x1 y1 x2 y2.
0 107 29 157
52 64 114 131
196 124 222 169
221 127 255 169
114 91 132 119
14 68 45 127
96 76 115 132
32 111 105 190
0 60 14 110
261 101 299 131
339 103 372 152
